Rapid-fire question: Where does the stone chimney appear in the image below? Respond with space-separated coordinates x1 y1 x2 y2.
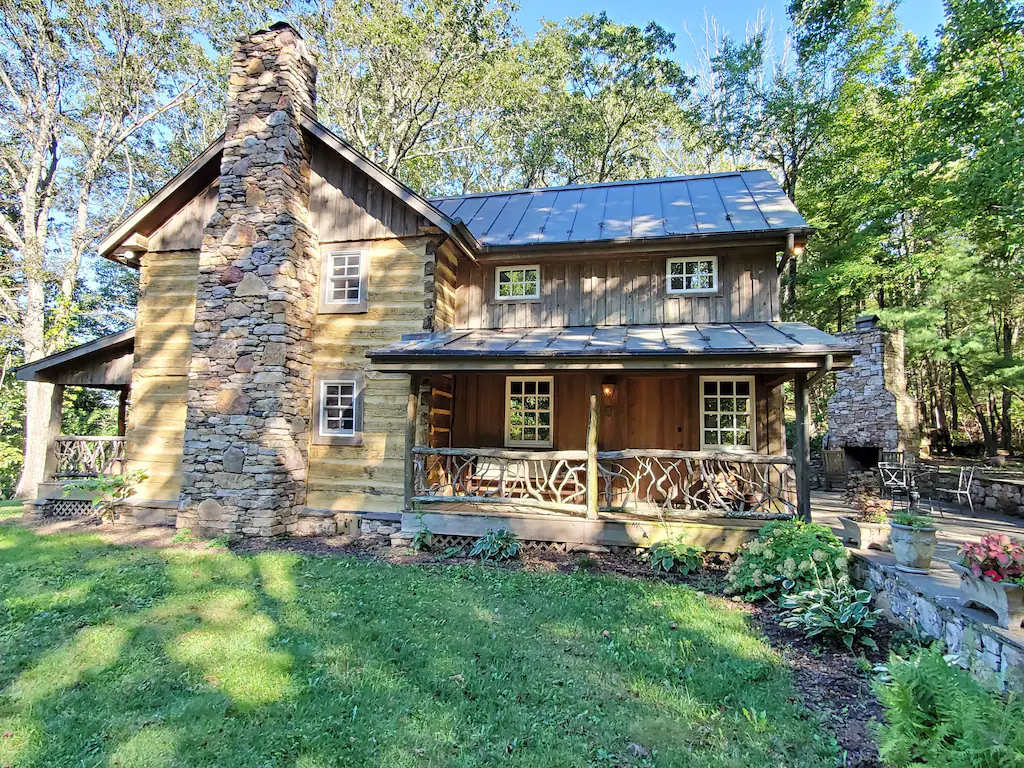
827 314 920 465
178 23 319 537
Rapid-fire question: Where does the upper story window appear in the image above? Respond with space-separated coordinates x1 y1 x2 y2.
495 265 540 301
505 376 553 447
666 255 718 294
700 375 754 451
319 250 368 314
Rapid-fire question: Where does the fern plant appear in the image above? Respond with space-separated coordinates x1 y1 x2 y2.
646 534 706 574
469 528 522 561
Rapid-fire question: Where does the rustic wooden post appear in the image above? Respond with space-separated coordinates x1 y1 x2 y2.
793 371 812 522
116 387 129 437
41 384 65 486
586 392 599 519
404 373 422 512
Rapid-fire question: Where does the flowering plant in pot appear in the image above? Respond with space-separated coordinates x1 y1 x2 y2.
951 534 1024 628
888 512 937 574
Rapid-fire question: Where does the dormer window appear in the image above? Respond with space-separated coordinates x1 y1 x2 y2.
319 249 368 313
666 255 717 294
495 265 540 301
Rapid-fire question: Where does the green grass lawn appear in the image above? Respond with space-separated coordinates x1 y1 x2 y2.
0 519 839 767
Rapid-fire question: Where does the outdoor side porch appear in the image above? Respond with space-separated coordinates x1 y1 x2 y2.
370 323 860 552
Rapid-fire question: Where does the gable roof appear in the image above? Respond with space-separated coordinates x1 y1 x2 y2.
98 121 807 262
97 117 475 261
14 328 135 384
429 170 809 249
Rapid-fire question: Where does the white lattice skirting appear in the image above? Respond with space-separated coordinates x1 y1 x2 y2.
44 499 95 517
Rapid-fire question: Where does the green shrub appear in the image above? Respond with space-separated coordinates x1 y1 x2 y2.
469 528 522 561
779 572 880 650
646 534 706 574
876 645 1024 767
724 519 849 600
890 512 937 530
410 526 433 552
62 469 148 522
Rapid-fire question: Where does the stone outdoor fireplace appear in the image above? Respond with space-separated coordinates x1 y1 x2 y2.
826 314 919 469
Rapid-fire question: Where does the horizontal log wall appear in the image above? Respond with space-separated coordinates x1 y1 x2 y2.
123 249 199 502
455 246 778 329
306 237 434 513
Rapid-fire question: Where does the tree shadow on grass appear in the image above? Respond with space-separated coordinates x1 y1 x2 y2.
0 522 839 767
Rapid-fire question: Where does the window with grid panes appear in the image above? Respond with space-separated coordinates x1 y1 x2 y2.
666 255 717 293
326 251 363 305
700 376 754 450
495 265 540 300
320 380 357 436
505 376 553 447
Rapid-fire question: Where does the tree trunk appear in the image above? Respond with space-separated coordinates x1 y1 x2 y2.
1002 319 1015 452
955 362 998 457
950 363 958 432
14 274 50 499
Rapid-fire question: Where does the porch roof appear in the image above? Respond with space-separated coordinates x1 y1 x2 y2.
14 328 135 388
368 322 858 372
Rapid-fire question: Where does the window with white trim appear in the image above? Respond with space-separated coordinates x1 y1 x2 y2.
505 376 553 447
320 379 357 436
495 265 540 300
325 251 364 305
667 255 718 294
700 376 755 450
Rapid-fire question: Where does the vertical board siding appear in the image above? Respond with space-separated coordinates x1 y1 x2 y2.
310 142 423 241
124 249 200 501
148 183 218 252
450 372 780 455
306 238 433 513
455 245 780 329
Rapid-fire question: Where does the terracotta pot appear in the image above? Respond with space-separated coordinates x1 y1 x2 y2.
950 562 1024 629
889 523 937 574
838 517 890 551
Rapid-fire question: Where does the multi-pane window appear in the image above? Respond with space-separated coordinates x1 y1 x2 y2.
495 265 540 300
320 380 357 436
667 256 718 294
700 376 754 450
505 376 553 447
326 251 363 305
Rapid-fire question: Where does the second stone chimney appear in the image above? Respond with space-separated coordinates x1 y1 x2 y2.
178 23 320 536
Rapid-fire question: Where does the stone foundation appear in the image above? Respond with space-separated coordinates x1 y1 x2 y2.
852 555 1024 692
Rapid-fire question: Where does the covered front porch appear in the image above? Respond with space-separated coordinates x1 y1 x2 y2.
370 322 858 551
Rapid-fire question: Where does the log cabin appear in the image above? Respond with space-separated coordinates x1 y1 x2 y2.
16 22 858 551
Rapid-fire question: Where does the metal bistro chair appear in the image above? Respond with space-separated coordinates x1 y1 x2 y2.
878 462 911 513
951 465 977 514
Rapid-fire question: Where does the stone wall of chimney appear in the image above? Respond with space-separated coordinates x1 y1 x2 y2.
177 23 320 537
827 320 920 453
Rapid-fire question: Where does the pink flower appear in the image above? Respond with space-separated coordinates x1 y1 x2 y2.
984 570 1003 582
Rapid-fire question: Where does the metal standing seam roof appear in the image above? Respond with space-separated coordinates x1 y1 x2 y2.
428 170 808 248
368 323 857 359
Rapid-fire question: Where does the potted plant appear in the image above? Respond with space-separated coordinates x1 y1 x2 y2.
951 534 1024 629
888 512 938 574
838 507 890 552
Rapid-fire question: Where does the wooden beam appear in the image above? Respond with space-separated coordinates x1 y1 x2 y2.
586 392 599 520
404 374 422 512
793 371 811 523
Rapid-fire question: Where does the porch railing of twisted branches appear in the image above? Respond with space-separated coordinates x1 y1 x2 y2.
411 446 796 518
53 436 127 478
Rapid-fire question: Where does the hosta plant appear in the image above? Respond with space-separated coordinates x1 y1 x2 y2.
725 519 849 600
780 569 880 650
470 528 522 561
646 534 706 574
957 533 1024 582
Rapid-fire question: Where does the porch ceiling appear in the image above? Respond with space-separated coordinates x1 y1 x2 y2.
368 322 858 372
14 328 135 388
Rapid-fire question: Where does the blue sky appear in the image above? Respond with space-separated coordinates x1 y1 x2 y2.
515 0 945 51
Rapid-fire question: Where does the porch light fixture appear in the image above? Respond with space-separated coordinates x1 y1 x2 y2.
601 379 618 414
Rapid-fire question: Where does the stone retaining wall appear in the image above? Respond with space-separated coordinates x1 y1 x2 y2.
852 555 1024 693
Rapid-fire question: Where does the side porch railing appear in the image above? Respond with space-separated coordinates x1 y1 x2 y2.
411 446 796 519
52 436 127 478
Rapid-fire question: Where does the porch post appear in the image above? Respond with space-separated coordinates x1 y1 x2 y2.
586 392 599 519
41 384 65 486
116 387 129 436
793 371 812 522
404 373 422 512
